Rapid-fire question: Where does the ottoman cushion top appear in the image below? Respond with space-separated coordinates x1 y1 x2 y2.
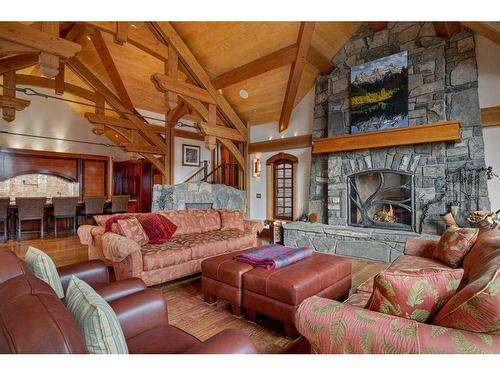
201 250 254 288
242 253 351 305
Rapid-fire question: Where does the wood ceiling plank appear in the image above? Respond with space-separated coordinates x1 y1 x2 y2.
306 46 332 73
433 22 461 39
0 22 81 59
0 54 38 75
149 22 248 141
462 22 500 45
279 22 316 132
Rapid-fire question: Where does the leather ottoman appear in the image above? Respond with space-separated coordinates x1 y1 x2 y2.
242 253 352 338
201 250 254 317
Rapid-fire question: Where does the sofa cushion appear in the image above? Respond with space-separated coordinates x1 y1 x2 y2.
367 267 464 323
433 259 500 335
345 291 372 308
65 276 128 354
433 227 479 268
160 210 221 236
219 210 244 231
139 214 177 244
141 242 192 271
168 232 229 260
462 230 500 283
126 325 200 354
24 246 65 299
117 217 149 246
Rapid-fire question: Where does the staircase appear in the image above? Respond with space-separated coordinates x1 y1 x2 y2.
185 160 239 189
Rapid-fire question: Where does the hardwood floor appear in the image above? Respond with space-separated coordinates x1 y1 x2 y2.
0 234 388 353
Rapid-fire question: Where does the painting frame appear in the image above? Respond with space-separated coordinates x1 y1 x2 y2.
182 144 201 167
350 50 409 134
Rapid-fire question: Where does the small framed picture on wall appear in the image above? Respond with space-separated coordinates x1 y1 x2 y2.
182 144 201 167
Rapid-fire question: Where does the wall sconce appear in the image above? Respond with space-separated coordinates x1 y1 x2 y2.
253 158 261 178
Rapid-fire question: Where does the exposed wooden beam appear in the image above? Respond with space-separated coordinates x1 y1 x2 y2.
481 105 500 127
0 39 39 55
148 22 248 141
216 137 245 171
115 22 128 45
198 122 246 142
174 128 204 141
248 134 312 154
152 73 216 105
0 22 81 59
462 22 500 45
38 22 60 78
0 95 30 111
180 95 209 121
433 22 461 39
89 29 135 110
121 143 162 154
212 44 298 90
279 22 316 133
83 22 169 61
306 47 333 74
55 62 65 95
165 45 179 110
15 74 96 102
367 22 388 32
2 72 22 122
0 54 38 75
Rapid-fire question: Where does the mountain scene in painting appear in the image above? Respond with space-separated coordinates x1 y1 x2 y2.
350 51 408 133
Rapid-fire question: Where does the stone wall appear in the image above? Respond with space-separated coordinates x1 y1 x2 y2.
309 22 490 234
151 182 246 213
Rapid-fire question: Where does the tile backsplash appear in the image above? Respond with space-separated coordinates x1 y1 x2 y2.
0 174 79 202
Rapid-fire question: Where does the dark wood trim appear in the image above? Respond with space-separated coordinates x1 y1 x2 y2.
0 147 109 161
266 152 299 165
249 134 312 154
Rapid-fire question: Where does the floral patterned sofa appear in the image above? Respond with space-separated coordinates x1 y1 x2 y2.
295 230 500 354
78 210 262 286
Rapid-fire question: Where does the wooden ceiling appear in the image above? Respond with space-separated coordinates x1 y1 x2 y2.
2 21 361 126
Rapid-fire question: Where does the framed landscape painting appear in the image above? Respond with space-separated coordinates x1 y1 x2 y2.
182 144 201 167
350 51 408 134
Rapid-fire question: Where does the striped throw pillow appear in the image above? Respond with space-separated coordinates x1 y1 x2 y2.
65 276 128 354
24 246 65 298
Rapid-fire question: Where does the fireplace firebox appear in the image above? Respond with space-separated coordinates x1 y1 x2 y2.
347 170 415 231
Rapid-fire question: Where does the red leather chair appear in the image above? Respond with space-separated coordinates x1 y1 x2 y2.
0 248 257 354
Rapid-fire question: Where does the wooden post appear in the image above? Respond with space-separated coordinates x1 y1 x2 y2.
107 156 114 199
166 45 178 110
2 71 16 122
92 92 106 135
39 22 60 78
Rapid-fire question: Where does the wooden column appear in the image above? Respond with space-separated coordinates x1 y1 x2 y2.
39 22 60 78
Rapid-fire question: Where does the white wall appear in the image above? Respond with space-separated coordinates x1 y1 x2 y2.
173 135 213 184
249 89 314 220
476 34 500 210
0 87 129 160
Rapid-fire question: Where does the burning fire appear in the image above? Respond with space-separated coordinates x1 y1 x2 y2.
374 204 397 223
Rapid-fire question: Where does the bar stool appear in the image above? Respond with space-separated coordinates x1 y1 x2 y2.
16 197 47 240
111 195 130 214
80 196 107 225
0 197 10 242
50 196 79 238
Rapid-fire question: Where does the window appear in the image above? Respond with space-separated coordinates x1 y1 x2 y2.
274 160 293 220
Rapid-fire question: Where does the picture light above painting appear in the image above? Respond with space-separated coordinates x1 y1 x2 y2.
350 50 409 134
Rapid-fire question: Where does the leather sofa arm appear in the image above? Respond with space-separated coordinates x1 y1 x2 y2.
185 329 257 354
101 232 142 263
58 260 109 293
95 278 146 303
108 289 169 340
404 238 437 258
296 296 500 354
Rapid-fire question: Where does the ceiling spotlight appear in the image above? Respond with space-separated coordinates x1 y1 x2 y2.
239 89 249 99
86 35 91 41
130 23 137 28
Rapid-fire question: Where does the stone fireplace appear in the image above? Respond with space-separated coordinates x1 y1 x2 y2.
284 22 491 262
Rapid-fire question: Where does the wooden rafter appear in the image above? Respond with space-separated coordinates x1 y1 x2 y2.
198 122 245 142
433 22 461 39
165 45 179 110
462 22 500 45
115 22 128 45
0 54 38 75
0 39 39 55
279 22 316 132
55 62 65 95
152 73 216 104
0 22 81 59
306 47 333 74
89 29 135 110
148 22 248 141
216 137 245 171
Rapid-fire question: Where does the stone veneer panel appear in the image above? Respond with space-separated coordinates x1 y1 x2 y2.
151 182 246 214
308 22 490 235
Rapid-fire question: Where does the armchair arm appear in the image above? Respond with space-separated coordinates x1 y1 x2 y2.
58 260 109 293
296 296 500 354
185 329 257 354
244 220 263 234
101 232 142 263
95 278 146 303
77 225 105 245
108 289 168 340
404 238 437 258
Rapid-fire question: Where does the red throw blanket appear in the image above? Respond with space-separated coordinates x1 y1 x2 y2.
234 244 313 270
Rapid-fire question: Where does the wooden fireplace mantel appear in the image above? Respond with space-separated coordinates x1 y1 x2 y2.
312 121 461 154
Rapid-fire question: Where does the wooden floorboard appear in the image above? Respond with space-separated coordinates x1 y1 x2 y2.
0 234 388 353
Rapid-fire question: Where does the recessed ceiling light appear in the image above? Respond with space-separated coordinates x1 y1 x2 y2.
86 35 91 40
130 23 137 28
239 89 249 99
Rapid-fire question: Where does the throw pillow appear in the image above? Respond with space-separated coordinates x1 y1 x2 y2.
116 217 149 246
65 276 128 354
139 214 177 244
24 246 65 298
367 267 464 323
433 227 479 268
104 214 132 233
219 210 244 231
